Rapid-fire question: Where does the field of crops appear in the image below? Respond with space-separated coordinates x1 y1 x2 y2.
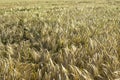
0 0 120 80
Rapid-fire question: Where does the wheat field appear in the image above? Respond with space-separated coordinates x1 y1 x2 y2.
0 0 120 80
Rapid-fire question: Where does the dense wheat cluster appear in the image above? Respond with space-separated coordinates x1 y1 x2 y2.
0 0 120 80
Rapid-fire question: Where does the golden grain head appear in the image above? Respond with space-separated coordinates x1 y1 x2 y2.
0 0 120 80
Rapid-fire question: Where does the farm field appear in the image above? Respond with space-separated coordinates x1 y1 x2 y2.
0 0 120 80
